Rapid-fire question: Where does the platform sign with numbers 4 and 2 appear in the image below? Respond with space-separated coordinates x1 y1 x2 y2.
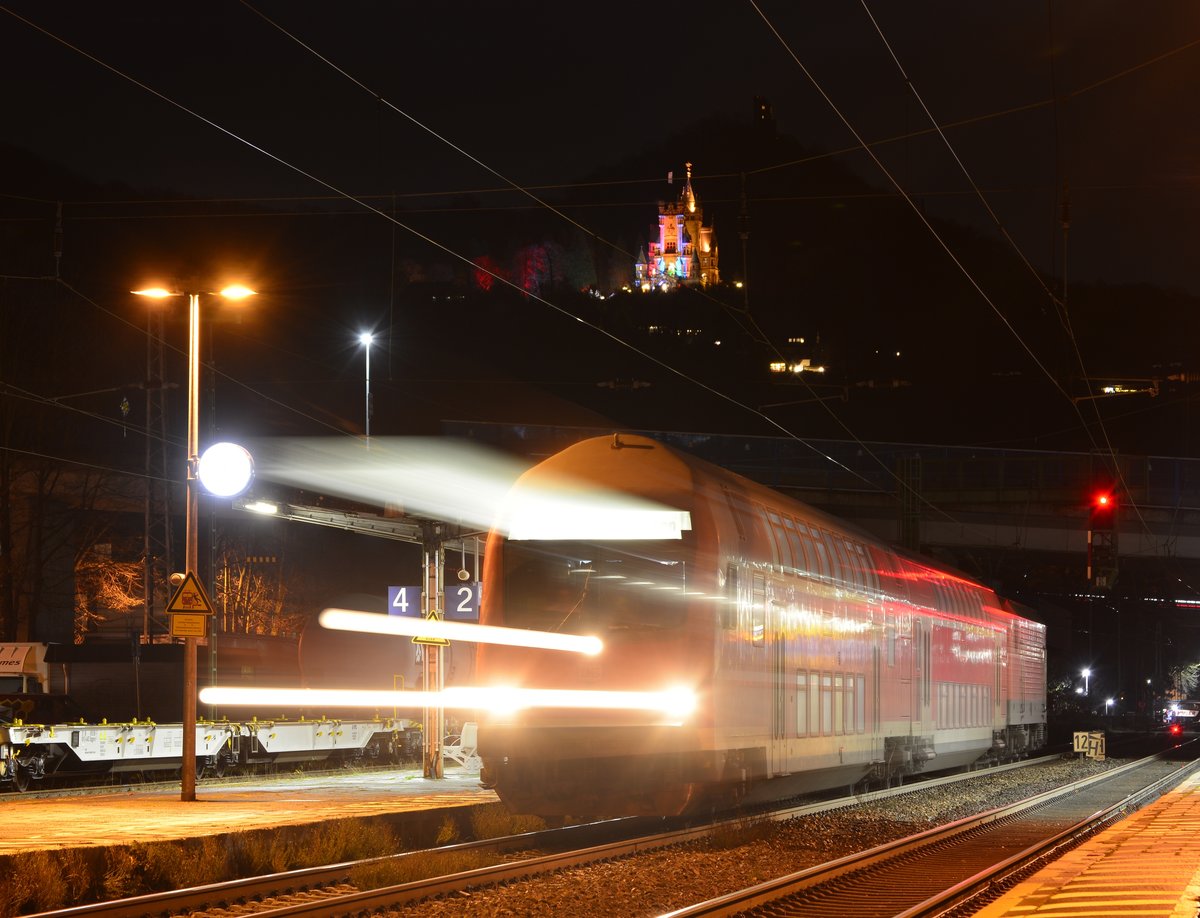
387 586 422 617
445 582 481 622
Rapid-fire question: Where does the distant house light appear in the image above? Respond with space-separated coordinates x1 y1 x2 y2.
770 359 827 375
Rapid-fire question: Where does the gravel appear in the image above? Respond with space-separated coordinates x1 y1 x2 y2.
377 757 1119 918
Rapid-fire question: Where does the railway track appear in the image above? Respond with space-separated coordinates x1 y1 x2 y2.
25 750 1173 918
665 749 1200 918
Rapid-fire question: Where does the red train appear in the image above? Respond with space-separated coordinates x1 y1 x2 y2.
475 433 1047 817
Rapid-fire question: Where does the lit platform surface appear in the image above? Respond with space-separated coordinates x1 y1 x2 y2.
0 766 496 855
975 768 1200 918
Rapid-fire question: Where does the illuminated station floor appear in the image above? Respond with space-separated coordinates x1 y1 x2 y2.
0 766 495 854
975 767 1200 918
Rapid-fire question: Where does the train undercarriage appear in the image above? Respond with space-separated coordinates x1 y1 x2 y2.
0 717 418 792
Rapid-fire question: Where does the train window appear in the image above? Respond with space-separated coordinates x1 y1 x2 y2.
796 670 808 736
795 523 824 581
809 672 820 737
842 673 854 735
722 565 738 630
807 527 832 581
721 485 749 543
831 538 854 589
783 516 809 574
846 541 868 594
833 674 844 735
767 511 791 570
818 530 844 585
856 674 865 733
821 673 833 735
853 542 880 595
501 540 688 633
752 572 766 645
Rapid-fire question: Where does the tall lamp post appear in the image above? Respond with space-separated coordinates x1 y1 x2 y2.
359 332 374 446
133 283 255 801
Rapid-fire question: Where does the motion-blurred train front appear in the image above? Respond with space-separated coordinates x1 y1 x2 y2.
475 434 1046 818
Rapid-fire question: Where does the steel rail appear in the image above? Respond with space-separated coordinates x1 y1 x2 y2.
895 756 1200 918
657 750 1199 917
19 751 1111 918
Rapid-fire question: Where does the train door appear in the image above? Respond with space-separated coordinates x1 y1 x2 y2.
769 579 787 774
872 643 882 758
914 618 932 734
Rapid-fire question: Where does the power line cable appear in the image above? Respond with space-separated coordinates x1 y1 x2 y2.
3 5 1053 549
859 0 1157 559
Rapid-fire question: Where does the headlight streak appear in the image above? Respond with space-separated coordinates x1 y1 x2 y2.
318 607 603 656
197 684 698 721
241 436 689 541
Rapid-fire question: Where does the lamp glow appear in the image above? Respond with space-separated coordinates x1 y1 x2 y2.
197 442 254 497
131 287 176 299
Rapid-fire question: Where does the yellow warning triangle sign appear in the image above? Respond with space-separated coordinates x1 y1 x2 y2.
412 611 450 646
166 571 216 615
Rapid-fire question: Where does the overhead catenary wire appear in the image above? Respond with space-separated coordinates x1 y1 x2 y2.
231 1 1000 534
1 3 1079 551
3 4 892 507
855 0 1159 547
2 4 1167 555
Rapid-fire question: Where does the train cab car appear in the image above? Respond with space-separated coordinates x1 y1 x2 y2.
475 434 1047 818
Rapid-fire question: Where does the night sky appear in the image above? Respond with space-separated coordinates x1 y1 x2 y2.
7 2 1200 691
5 2 1200 454
6 2 1200 289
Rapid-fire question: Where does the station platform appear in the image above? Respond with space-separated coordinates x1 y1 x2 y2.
0 766 497 855
975 767 1200 918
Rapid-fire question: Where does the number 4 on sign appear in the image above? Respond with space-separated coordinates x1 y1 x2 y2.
387 586 422 618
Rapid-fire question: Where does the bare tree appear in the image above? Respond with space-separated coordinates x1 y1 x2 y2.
74 544 143 643
213 535 309 638
1169 662 1200 699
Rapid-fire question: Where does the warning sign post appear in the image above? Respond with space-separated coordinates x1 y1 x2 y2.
166 571 215 639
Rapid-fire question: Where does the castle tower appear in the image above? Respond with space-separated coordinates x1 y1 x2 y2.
635 162 719 290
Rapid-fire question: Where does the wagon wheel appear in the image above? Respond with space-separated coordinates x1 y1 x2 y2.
11 762 32 793
178 760 206 782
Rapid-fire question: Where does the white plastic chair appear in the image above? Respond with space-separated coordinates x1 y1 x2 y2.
443 721 482 771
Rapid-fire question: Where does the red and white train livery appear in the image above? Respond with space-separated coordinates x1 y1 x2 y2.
476 434 1047 817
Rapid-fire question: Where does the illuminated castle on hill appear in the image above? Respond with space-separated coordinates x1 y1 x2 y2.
634 162 719 290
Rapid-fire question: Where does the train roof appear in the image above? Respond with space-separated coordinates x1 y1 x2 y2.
505 433 1037 628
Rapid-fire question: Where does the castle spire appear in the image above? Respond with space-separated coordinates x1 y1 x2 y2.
683 161 696 213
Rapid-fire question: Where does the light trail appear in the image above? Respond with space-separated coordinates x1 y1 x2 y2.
318 607 603 655
197 684 697 719
244 436 688 539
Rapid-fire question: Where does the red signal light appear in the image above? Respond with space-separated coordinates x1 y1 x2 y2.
1094 492 1114 509
1170 723 1182 736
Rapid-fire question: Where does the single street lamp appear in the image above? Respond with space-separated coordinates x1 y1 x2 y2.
359 332 374 446
132 283 255 801
1082 668 1091 695
1105 697 1114 716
